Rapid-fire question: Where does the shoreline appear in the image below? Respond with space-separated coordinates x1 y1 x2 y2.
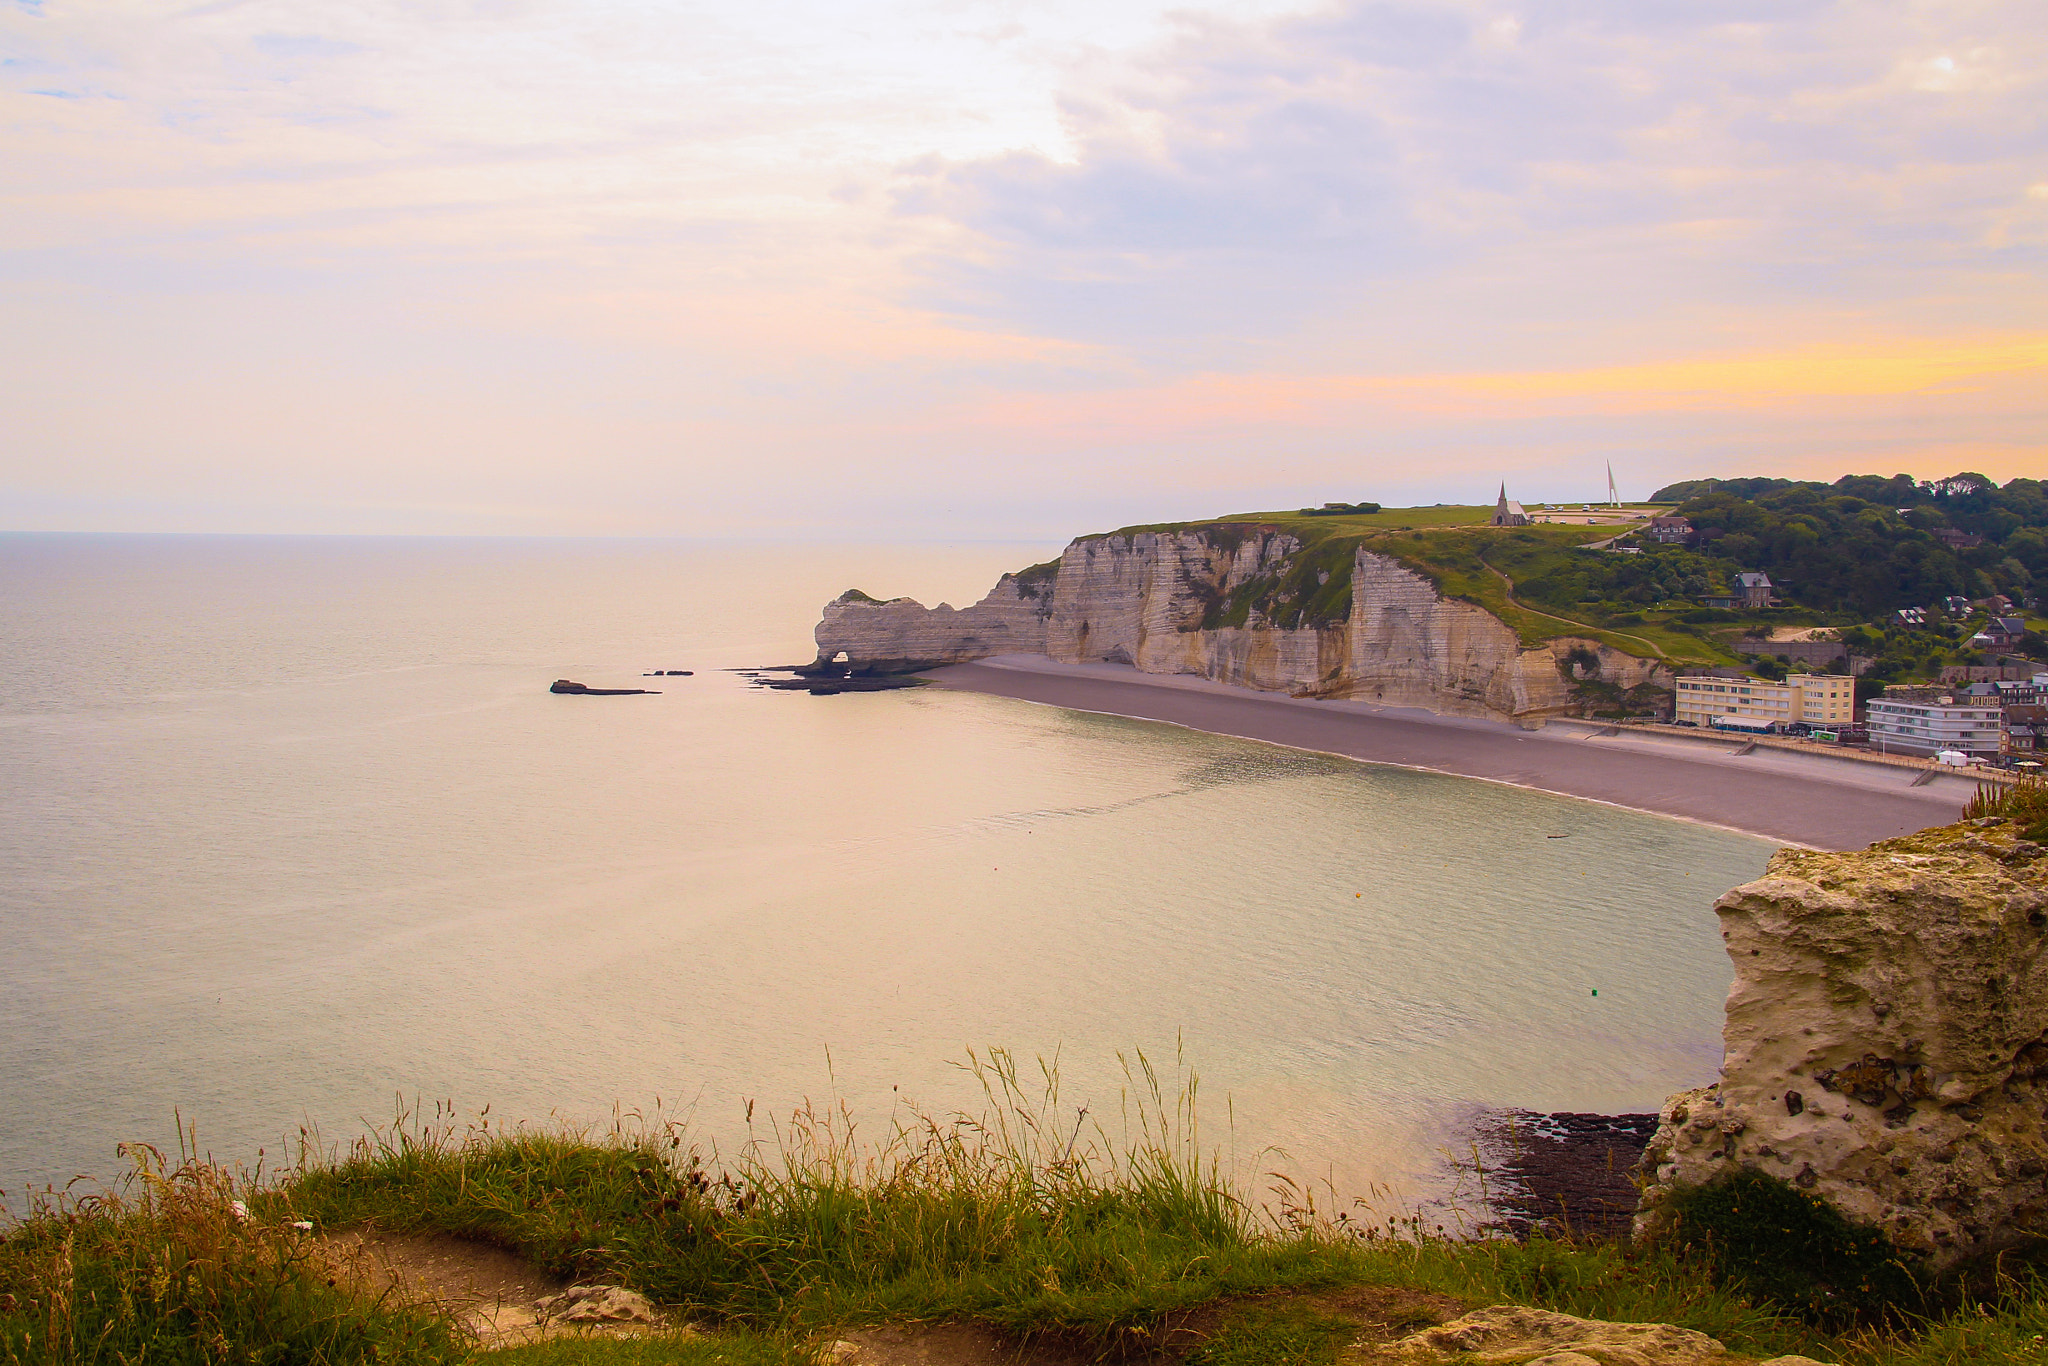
923 656 1978 851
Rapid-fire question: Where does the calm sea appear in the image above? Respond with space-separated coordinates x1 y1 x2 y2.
0 535 1772 1211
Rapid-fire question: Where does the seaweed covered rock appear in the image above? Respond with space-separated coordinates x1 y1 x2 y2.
1635 817 2048 1271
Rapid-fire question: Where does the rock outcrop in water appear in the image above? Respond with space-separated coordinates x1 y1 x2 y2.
808 526 1660 724
1633 817 2048 1271
550 679 658 696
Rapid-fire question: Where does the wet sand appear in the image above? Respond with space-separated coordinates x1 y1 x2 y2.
926 656 1976 850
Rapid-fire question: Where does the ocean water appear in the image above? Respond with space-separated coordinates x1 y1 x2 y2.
0 534 1774 1210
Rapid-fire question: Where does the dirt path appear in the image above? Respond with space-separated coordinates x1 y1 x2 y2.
1476 556 1670 660
832 1286 1466 1366
317 1229 659 1348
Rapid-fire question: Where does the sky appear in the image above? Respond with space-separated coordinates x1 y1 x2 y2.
2 0 2043 538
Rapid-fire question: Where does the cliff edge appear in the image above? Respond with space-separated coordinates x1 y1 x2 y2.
809 525 1663 725
1633 815 2048 1271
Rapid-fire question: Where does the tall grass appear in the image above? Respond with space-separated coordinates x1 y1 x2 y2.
0 1130 462 1366
12 1054 2048 1363
272 1051 1839 1357
281 1049 1336 1346
1963 775 2048 829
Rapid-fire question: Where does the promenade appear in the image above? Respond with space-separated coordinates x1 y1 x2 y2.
927 656 1983 851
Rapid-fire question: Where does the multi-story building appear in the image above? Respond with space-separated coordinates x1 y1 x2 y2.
1865 691 2004 758
1961 680 2044 707
2004 704 2046 760
1672 672 1856 732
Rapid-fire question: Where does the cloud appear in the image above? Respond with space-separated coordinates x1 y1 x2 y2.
2 0 2043 535
895 0 2048 360
249 33 365 60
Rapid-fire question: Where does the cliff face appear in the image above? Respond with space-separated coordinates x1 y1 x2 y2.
811 526 1662 724
812 573 1053 675
1634 818 2048 1270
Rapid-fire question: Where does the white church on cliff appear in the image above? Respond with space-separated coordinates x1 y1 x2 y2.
1490 485 1530 526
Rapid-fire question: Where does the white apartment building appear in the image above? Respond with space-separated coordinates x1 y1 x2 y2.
1865 695 2004 758
1672 672 1857 732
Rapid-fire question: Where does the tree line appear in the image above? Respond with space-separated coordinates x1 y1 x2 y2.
1641 473 2046 616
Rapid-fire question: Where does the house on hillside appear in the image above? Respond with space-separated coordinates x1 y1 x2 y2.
1734 572 1776 608
1942 596 1972 616
1973 617 2030 650
1933 528 1984 550
1696 571 1774 611
1490 485 1530 527
1892 606 1929 628
1646 515 1694 544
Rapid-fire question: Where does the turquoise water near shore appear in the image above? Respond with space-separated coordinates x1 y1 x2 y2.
0 535 1773 1209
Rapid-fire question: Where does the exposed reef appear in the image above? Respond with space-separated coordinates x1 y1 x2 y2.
550 679 658 696
1633 816 2048 1272
808 526 1661 724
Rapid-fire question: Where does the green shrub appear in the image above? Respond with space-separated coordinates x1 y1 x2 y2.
1658 1170 1922 1327
1963 777 2048 836
0 1142 462 1366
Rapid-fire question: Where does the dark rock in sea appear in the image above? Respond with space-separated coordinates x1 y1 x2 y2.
747 665 925 694
1470 1110 1657 1240
666 670 694 676
551 679 659 696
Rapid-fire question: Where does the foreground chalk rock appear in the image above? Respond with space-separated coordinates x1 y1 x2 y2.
809 528 1661 724
533 1284 658 1324
1634 818 2048 1270
1381 1305 1726 1365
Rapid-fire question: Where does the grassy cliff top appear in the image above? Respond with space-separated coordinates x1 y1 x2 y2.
1072 509 1724 664
12 1058 2043 1365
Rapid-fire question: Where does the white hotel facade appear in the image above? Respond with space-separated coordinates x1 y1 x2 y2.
1672 672 1856 732
1864 695 2004 758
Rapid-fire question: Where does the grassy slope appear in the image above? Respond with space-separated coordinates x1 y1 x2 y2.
15 1095 2048 1366
1081 507 1724 664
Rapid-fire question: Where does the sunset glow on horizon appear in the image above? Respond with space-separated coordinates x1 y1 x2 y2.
4 0 2043 537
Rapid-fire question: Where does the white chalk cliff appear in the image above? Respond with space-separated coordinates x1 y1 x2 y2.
1634 818 2048 1271
810 526 1663 724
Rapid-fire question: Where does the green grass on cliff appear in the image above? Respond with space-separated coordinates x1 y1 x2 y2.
11 1050 2048 1364
1080 510 1724 664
